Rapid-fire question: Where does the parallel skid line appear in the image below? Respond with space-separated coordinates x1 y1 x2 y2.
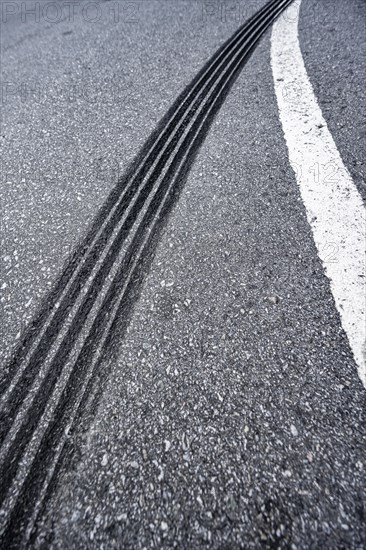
0 0 292 545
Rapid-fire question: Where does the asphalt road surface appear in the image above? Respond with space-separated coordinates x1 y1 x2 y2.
0 0 365 548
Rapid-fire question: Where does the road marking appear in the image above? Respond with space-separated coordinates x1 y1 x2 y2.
271 0 366 388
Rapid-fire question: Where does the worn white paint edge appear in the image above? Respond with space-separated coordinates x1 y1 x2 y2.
271 0 366 388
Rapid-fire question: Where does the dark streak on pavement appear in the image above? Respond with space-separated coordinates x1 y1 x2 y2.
1 0 365 548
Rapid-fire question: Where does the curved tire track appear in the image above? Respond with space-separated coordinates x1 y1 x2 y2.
0 0 292 545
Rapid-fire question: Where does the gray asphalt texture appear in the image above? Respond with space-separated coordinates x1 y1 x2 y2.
1 0 366 548
300 0 366 202
1 0 256 365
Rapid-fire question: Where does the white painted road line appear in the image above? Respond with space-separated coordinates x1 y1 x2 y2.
271 1 366 388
